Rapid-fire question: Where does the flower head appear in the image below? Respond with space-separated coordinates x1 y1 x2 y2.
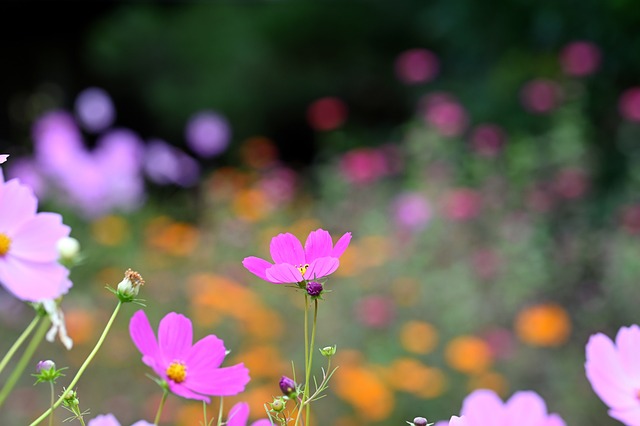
442 389 565 426
0 173 72 301
306 281 323 297
585 325 640 425
115 268 145 302
129 310 250 402
243 228 351 284
279 375 298 398
87 413 153 426
227 402 271 426
33 359 65 384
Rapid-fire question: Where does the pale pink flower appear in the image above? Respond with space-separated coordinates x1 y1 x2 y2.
227 402 271 426
87 413 152 426
243 228 351 284
443 188 482 221
585 325 640 425
0 155 7 164
619 87 640 122
422 92 468 137
339 148 389 185
395 48 439 84
559 41 601 77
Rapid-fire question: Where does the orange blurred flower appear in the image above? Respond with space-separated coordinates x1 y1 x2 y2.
467 371 508 396
145 216 199 257
64 307 97 346
233 188 270 222
358 235 390 268
445 335 493 374
385 357 446 398
515 303 571 347
91 215 129 246
240 136 279 169
400 321 438 355
234 345 288 380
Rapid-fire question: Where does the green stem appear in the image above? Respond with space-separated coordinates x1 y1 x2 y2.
0 314 41 376
294 294 310 426
29 301 123 426
304 300 318 426
215 396 224 426
202 400 207 426
154 389 169 425
48 382 54 426
0 316 50 408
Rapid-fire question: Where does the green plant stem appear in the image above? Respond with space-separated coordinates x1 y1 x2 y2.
216 396 224 426
0 313 41 377
48 381 54 426
154 389 169 425
294 294 310 426
0 316 50 408
29 301 123 426
202 400 207 426
304 300 318 426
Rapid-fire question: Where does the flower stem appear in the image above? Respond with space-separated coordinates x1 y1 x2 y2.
29 301 123 426
154 388 169 425
0 313 41 376
294 294 310 426
202 400 207 426
304 299 318 425
216 396 224 426
48 381 54 426
0 316 50 408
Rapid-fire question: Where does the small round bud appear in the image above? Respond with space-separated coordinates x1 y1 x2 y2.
116 268 145 302
319 345 337 358
270 397 286 413
57 237 80 260
37 360 56 373
306 281 323 297
279 376 297 398
413 417 429 426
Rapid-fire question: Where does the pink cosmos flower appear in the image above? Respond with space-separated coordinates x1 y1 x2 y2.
242 228 352 284
0 172 72 302
0 155 7 164
87 414 152 426
585 325 640 425
227 402 271 426
129 310 250 402
436 389 565 426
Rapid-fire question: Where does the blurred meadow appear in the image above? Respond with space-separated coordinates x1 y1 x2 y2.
2 1 640 425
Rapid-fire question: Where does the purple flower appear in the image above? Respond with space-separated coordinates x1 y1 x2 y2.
74 87 116 133
0 173 72 302
185 110 231 158
87 413 152 426
36 360 55 373
436 389 565 426
129 310 250 402
144 139 200 187
227 402 271 426
242 228 351 284
585 325 640 425
279 376 297 397
306 281 323 297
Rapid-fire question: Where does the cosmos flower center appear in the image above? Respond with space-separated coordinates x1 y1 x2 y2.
0 233 11 256
297 263 309 275
166 361 187 383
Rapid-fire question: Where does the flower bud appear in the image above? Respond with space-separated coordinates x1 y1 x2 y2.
279 376 297 398
57 237 80 264
319 345 337 358
270 397 286 413
306 281 323 297
62 388 79 409
33 359 66 384
411 417 430 426
37 360 56 373
116 268 145 302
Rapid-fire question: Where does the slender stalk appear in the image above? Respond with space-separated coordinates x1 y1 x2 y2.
202 400 207 426
0 314 41 376
0 316 50 407
29 301 123 426
304 300 318 425
78 415 86 426
216 396 224 426
48 382 54 426
294 294 310 426
154 389 169 425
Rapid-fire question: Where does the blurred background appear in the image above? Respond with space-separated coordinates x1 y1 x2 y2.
2 1 640 424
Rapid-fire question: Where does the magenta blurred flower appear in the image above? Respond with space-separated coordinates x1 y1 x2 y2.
185 110 231 158
75 87 116 133
243 228 351 284
470 124 506 158
129 310 250 402
227 402 271 426
559 41 601 77
339 148 389 185
258 167 297 204
307 97 348 131
144 139 200 187
520 79 563 114
355 295 395 329
392 192 431 231
619 87 640 122
443 389 565 426
0 174 72 302
0 155 7 164
87 413 152 426
395 48 439 84
585 325 640 425
552 168 589 200
422 92 468 137
443 188 482 221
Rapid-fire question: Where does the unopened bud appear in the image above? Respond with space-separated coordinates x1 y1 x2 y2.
116 268 145 302
270 397 286 413
411 417 430 426
319 345 337 358
37 360 56 373
57 237 80 263
279 376 297 398
306 281 323 297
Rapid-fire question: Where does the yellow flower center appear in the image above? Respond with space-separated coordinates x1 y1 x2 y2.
0 233 11 256
297 264 309 275
166 361 187 383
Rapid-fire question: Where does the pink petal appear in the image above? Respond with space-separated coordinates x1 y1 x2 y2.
158 313 193 364
304 257 339 281
609 406 640 426
269 233 305 265
616 325 640 382
0 257 70 301
448 416 468 426
251 421 272 426
586 333 637 409
129 310 161 370
87 413 121 426
504 391 547 426
227 402 250 426
332 232 352 257
167 380 210 402
242 256 272 282
0 179 38 232
185 335 227 371
188 363 250 396
461 389 505 426
10 213 70 262
266 263 303 284
304 229 333 262
545 414 566 426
